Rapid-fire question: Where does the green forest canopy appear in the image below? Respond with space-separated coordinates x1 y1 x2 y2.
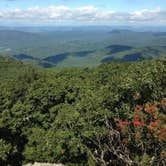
0 57 165 165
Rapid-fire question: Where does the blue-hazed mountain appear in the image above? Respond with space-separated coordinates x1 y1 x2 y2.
0 28 166 67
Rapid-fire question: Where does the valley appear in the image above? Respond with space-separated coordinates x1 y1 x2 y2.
0 27 166 68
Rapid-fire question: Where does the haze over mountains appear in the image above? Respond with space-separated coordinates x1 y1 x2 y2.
0 26 166 68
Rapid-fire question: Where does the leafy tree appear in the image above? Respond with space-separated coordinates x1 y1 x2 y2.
0 57 165 165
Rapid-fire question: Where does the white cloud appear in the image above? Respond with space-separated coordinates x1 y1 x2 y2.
0 6 165 25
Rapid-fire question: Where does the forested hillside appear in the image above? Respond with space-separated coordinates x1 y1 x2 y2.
1 29 166 68
0 56 25 79
0 57 165 165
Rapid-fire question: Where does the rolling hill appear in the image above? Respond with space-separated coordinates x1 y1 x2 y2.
0 28 166 67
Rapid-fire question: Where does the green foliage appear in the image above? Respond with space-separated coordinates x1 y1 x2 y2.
0 57 165 165
0 56 24 79
0 139 12 161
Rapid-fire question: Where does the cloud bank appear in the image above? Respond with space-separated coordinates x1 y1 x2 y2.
0 6 165 25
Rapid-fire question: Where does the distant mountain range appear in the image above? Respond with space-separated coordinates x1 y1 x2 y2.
0 28 166 67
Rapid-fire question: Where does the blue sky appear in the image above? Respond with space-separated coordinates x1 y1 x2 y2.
0 0 166 25
1 0 165 11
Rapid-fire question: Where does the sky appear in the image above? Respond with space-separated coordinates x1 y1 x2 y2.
0 0 166 26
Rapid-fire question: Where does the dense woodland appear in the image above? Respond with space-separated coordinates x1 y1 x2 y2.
0 56 166 165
